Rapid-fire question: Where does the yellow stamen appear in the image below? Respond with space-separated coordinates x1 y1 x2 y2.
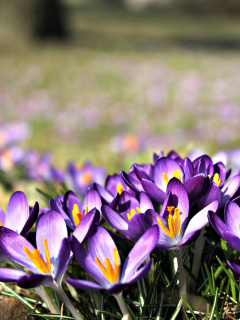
127 207 140 221
157 216 173 238
166 206 175 215
85 205 89 215
44 238 51 272
163 172 169 185
95 248 119 284
239 223 240 231
163 170 181 186
157 207 181 238
173 170 181 181
212 173 221 187
72 204 83 227
23 246 50 274
0 221 2 227
116 183 124 195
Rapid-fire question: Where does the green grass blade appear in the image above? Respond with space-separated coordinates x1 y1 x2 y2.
216 256 240 292
181 297 198 320
169 298 183 320
209 287 219 320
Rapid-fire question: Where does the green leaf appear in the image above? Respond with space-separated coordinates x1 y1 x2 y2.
180 297 198 320
216 256 240 292
25 313 74 319
209 287 219 320
169 298 183 320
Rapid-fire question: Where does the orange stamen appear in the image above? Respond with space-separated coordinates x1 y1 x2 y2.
72 204 83 227
166 206 175 215
84 205 89 215
95 248 120 284
23 246 50 275
0 221 2 227
157 207 181 239
81 172 92 186
44 238 51 272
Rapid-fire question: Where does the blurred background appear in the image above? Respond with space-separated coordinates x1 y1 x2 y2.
0 0 240 205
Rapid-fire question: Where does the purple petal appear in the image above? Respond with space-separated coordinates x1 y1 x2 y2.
119 192 139 217
198 182 221 210
73 208 100 243
177 230 201 247
154 157 183 192
128 213 147 242
93 183 113 204
121 171 143 193
0 268 25 282
0 207 5 226
159 191 172 219
71 236 107 286
105 174 124 197
36 210 68 276
55 238 71 284
167 178 189 221
83 189 102 212
208 211 227 238
181 157 193 182
0 227 40 273
142 179 166 204
66 278 103 290
127 258 152 284
183 200 219 237
139 192 154 212
49 199 75 230
227 261 240 277
20 202 39 237
134 165 151 181
106 283 128 294
121 225 159 282
214 162 226 186
102 205 129 236
224 201 240 236
223 231 240 251
193 155 214 176
184 174 210 203
5 191 29 234
220 175 240 206
17 274 52 289
88 227 120 274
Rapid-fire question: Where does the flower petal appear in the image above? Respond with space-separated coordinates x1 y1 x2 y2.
183 200 219 237
121 225 159 282
36 210 68 277
142 179 166 204
49 199 75 230
127 258 152 284
54 238 71 284
121 171 143 193
83 189 102 212
220 175 240 206
0 268 25 282
208 211 227 238
223 231 240 251
0 207 5 226
17 274 52 289
227 261 240 277
128 213 147 242
63 190 82 220
93 183 113 204
20 202 39 237
224 201 240 236
102 205 128 236
5 191 29 234
139 192 154 212
181 157 193 182
198 182 221 210
73 208 100 243
184 174 210 203
66 278 103 291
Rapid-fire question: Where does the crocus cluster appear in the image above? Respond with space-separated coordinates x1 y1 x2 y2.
0 149 240 318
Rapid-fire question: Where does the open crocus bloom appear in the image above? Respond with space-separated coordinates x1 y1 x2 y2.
0 210 70 289
66 225 159 294
102 192 154 243
50 189 101 239
146 178 219 251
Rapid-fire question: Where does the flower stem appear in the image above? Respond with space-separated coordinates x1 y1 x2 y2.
114 293 132 319
54 285 83 320
176 248 187 300
35 287 60 314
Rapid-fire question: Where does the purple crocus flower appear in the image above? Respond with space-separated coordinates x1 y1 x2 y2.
66 225 159 294
49 189 101 241
0 191 38 241
67 161 105 196
208 201 240 250
24 151 64 183
102 192 154 242
146 178 219 251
